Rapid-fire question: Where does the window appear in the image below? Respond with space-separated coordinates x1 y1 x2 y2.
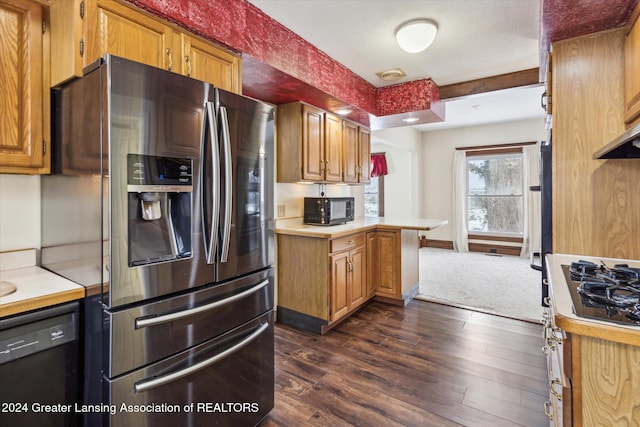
466 151 523 235
364 175 384 217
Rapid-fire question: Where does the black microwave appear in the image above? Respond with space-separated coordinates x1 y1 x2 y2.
304 197 354 226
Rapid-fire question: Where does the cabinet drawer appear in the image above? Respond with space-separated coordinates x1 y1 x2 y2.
330 234 364 253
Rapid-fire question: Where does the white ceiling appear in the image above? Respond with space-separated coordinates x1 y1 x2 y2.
247 0 545 131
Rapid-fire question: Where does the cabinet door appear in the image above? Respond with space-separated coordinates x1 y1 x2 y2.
376 231 399 297
330 251 350 321
324 113 343 182
358 127 371 184
342 120 359 183
87 0 174 71
50 0 83 86
0 0 46 173
181 34 240 93
302 105 325 181
625 14 640 123
349 246 366 308
366 232 380 298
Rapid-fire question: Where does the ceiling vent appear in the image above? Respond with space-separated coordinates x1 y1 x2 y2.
376 68 406 82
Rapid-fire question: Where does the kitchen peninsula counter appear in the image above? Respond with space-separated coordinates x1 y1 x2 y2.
275 217 447 334
275 216 448 238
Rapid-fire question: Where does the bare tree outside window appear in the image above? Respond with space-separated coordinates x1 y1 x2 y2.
364 175 384 217
467 153 523 235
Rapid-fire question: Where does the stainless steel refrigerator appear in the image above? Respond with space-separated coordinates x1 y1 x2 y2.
42 55 275 427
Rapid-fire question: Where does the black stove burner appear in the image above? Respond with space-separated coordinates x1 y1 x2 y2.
563 261 640 326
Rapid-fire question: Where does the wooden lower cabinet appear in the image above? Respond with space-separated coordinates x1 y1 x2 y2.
277 228 422 333
367 231 397 297
543 301 572 426
277 232 367 333
367 229 420 305
546 294 640 426
329 239 365 321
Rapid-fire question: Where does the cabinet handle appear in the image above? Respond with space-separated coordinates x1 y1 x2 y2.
320 160 325 171
326 161 330 172
166 48 173 71
346 240 354 245
347 259 353 272
544 401 554 420
550 379 562 401
185 55 191 76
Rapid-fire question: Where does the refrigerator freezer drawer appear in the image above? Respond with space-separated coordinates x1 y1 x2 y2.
106 268 273 377
106 310 274 427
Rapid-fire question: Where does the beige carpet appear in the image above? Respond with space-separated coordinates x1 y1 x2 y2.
416 247 543 323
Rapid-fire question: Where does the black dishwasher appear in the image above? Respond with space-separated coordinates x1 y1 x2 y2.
0 302 79 427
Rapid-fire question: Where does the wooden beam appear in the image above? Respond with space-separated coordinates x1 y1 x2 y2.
438 68 541 100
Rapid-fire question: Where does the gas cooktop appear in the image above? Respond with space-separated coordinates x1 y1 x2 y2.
562 260 640 326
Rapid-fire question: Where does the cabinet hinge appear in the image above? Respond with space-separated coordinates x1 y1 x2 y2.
80 1 85 19
43 140 47 155
79 39 84 57
42 19 46 34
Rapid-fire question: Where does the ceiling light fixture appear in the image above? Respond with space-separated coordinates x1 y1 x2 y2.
395 19 438 53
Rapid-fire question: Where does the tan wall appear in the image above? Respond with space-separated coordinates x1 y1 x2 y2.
552 29 640 259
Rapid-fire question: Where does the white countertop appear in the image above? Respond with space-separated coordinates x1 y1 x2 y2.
275 216 448 238
546 253 640 345
0 249 85 318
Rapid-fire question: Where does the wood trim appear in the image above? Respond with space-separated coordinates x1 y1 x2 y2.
438 68 540 100
468 242 522 256
457 142 536 151
457 141 536 151
378 174 385 217
625 0 640 35
422 239 454 250
468 234 524 244
466 147 524 156
572 334 583 427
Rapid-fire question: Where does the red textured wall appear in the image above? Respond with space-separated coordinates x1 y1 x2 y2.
127 0 436 120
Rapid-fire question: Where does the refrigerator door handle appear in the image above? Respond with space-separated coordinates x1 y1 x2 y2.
218 104 232 263
203 101 220 265
133 322 269 394
135 279 269 329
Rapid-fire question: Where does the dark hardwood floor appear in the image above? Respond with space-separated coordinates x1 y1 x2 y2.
260 300 549 427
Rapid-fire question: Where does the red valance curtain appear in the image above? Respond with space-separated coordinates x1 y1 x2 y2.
371 153 388 177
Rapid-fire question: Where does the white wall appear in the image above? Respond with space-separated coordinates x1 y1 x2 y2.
0 175 40 252
371 126 423 218
274 182 362 219
421 118 547 242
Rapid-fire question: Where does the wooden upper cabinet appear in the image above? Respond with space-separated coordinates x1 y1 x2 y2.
358 127 371 184
180 33 240 93
301 104 325 181
86 0 175 71
277 101 370 184
342 120 370 184
342 120 359 183
50 0 241 93
625 7 640 124
0 0 49 174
